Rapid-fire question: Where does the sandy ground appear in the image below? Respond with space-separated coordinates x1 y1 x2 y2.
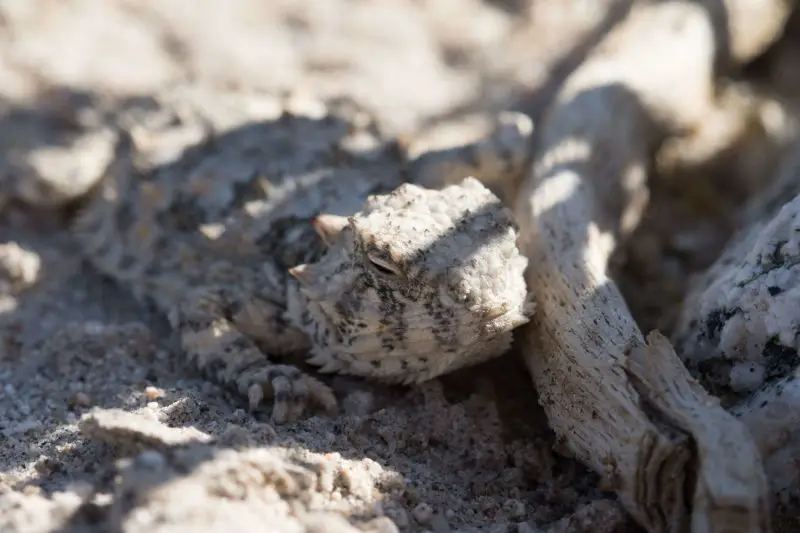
1 1 799 532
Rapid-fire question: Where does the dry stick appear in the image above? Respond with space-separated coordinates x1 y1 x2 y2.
513 1 793 531
673 152 800 495
628 332 772 533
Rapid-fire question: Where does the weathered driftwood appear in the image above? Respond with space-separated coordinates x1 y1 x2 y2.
513 0 793 531
628 332 771 533
673 144 800 495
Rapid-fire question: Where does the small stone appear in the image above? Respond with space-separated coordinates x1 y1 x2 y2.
160 397 201 422
412 502 434 525
136 450 166 470
34 455 63 474
69 392 92 408
250 421 278 442
479 496 497 512
27 443 42 455
144 386 165 400
503 499 526 519
231 408 249 423
217 423 254 447
729 361 765 393
403 485 421 505
0 242 41 289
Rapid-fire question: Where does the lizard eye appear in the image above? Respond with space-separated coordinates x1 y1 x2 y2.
367 253 400 276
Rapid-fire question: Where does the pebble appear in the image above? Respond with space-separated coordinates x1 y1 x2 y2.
503 499 526 519
412 502 434 525
68 391 92 408
144 386 165 400
137 450 166 470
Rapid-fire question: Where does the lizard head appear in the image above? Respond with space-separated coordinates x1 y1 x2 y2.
288 176 534 384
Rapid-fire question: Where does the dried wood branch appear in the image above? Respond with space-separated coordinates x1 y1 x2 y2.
673 147 800 495
512 0 794 531
627 332 771 533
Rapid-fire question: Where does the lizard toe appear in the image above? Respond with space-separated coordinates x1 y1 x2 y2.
240 364 338 423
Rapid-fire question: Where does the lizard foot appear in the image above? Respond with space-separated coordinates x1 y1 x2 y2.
236 363 338 423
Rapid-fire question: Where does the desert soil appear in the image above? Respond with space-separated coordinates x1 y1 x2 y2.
1 1 799 532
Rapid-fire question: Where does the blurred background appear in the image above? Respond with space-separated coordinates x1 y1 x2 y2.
0 0 626 134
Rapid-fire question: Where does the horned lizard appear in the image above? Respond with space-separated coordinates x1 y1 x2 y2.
22 87 537 422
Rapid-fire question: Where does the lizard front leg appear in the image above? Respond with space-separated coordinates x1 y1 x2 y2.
171 285 337 423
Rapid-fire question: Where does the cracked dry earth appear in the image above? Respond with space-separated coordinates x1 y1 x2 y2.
2 1 800 532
